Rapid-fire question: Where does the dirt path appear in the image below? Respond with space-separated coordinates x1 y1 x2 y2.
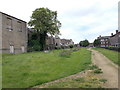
89 48 119 88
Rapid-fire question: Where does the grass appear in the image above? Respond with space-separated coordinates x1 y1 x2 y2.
93 47 119 66
2 48 91 88
42 76 105 88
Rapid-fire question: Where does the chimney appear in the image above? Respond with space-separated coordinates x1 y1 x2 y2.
111 33 113 36
116 30 118 34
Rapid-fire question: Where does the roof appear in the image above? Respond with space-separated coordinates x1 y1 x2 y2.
99 36 111 39
111 31 120 37
0 11 26 23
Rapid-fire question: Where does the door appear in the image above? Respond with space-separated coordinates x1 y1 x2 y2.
10 45 14 54
21 46 25 53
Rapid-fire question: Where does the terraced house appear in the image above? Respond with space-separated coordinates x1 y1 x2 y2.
0 12 27 54
97 30 120 48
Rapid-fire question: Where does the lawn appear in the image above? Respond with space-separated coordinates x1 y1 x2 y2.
2 48 91 88
93 47 119 66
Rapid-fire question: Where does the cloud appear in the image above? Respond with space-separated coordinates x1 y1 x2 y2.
0 0 119 43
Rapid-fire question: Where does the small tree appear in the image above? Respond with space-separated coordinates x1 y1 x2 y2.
28 8 61 50
93 39 100 47
79 39 89 47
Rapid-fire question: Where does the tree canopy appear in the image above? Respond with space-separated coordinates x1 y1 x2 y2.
93 39 100 47
79 39 89 47
28 8 61 50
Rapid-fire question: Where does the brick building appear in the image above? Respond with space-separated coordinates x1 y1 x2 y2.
110 30 120 47
97 30 120 48
0 12 27 54
98 35 110 47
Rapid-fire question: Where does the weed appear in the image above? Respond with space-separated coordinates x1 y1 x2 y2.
74 78 85 83
59 50 72 58
88 65 98 70
94 68 103 74
99 79 107 83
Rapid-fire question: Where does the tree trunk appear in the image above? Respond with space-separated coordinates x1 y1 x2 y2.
40 31 47 51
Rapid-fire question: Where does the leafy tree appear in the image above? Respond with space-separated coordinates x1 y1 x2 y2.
69 44 74 48
28 8 61 50
93 39 100 47
79 39 89 47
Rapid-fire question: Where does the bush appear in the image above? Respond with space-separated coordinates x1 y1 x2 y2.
61 46 65 49
104 47 120 52
33 45 41 51
69 45 74 48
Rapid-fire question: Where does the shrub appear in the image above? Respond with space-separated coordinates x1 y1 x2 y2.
69 45 74 48
33 45 41 51
61 46 65 49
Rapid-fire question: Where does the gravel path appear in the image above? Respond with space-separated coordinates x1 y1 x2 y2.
89 48 119 88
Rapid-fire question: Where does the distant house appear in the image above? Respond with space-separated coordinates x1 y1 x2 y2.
61 39 74 46
46 36 55 50
98 35 111 47
110 30 120 47
54 35 61 47
97 30 120 48
0 12 27 54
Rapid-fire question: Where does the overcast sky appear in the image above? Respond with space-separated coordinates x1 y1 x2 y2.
0 0 119 43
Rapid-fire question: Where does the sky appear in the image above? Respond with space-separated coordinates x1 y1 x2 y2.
0 0 119 43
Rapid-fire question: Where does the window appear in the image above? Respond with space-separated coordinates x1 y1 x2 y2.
101 39 104 41
17 21 22 32
6 17 13 31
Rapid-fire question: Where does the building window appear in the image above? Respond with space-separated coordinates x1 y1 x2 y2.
17 21 22 32
101 39 104 41
6 17 13 31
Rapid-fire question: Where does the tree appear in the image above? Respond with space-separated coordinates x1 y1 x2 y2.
28 8 61 50
79 39 89 47
93 39 100 47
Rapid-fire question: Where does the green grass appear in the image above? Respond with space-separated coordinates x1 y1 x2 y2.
44 77 104 88
93 47 119 66
2 48 91 88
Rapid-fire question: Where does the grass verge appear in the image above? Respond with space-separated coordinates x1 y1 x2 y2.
93 47 119 66
3 48 91 88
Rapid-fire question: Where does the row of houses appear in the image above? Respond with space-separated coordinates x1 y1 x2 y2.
97 30 120 47
0 12 74 54
46 36 74 50
28 28 74 50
